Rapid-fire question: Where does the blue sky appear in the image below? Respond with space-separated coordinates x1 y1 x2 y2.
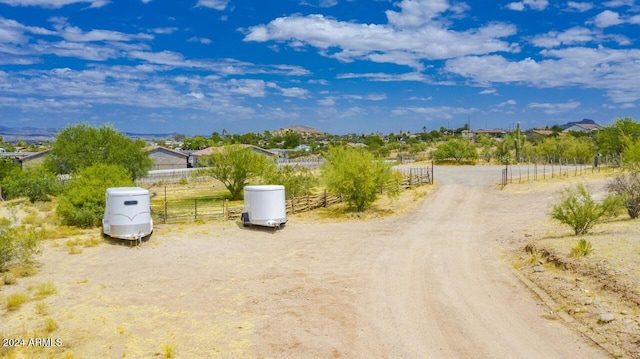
1 0 639 135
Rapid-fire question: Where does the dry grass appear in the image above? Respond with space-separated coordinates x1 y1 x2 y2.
5 292 29 311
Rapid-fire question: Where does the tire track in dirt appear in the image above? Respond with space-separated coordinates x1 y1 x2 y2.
358 166 611 358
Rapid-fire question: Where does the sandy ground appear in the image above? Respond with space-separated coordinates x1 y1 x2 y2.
1 165 613 358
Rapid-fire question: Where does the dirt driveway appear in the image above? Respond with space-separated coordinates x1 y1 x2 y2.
3 166 611 358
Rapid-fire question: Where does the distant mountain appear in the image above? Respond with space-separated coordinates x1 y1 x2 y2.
560 119 599 130
0 126 59 142
0 126 178 143
274 125 325 135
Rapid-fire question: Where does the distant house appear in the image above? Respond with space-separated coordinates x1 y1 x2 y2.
189 145 277 167
530 129 554 136
462 129 508 140
18 149 51 170
145 145 189 170
563 123 600 133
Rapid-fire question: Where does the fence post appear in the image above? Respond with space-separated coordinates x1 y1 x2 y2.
194 198 198 220
323 190 327 207
307 193 310 212
291 195 295 214
164 201 167 224
223 199 227 220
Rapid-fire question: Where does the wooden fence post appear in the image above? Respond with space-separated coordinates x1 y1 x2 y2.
164 201 168 224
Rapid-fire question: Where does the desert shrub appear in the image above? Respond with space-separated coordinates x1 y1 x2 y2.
0 165 62 203
5 292 29 311
607 171 640 219
550 183 617 235
0 218 45 271
322 146 401 212
264 165 317 198
56 163 134 228
432 139 478 163
571 239 594 257
34 281 58 299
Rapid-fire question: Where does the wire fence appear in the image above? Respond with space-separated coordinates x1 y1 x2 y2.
150 165 434 224
500 156 619 188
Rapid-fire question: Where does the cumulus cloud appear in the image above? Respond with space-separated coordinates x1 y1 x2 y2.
196 0 229 10
527 100 580 114
506 0 549 11
566 1 593 12
530 26 630 48
497 99 517 107
444 47 640 103
594 10 625 27
0 0 109 8
244 12 517 70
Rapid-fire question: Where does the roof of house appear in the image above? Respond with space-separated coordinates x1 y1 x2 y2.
18 148 52 162
191 144 277 157
144 145 189 157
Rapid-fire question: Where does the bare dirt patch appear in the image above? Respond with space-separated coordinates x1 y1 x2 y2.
1 166 620 358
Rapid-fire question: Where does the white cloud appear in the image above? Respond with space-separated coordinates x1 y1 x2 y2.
506 0 549 11
279 86 309 98
0 0 108 8
478 88 497 95
527 100 580 114
594 10 624 27
151 27 178 35
444 47 640 103
318 96 336 106
196 0 229 10
300 0 338 8
602 0 634 7
391 105 476 119
566 1 593 12
532 27 631 48
497 99 517 107
385 0 450 29
244 14 516 69
187 36 212 45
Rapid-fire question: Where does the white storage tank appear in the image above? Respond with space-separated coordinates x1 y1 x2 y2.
241 185 287 228
103 187 153 240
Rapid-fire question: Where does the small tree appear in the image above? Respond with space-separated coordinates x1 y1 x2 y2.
264 165 317 198
197 145 275 200
550 183 619 235
432 139 477 163
321 146 401 212
56 163 134 228
45 123 153 179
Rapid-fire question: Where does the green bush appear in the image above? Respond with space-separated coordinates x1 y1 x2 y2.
0 218 44 271
550 183 618 235
264 165 317 198
571 239 594 257
0 165 61 203
607 171 640 219
56 163 134 228
321 146 401 212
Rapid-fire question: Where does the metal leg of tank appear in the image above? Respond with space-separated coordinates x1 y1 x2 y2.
241 213 250 227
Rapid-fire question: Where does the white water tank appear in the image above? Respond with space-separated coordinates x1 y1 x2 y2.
242 185 287 228
103 187 153 240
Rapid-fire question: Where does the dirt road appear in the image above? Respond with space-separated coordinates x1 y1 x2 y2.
4 166 611 358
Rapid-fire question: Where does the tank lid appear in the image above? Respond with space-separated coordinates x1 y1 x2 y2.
244 185 285 191
106 187 149 196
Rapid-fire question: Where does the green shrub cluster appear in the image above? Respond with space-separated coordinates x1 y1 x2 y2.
56 163 134 228
0 218 45 271
550 183 621 235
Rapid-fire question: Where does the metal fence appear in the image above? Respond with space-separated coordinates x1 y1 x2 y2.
500 157 618 188
150 165 434 224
